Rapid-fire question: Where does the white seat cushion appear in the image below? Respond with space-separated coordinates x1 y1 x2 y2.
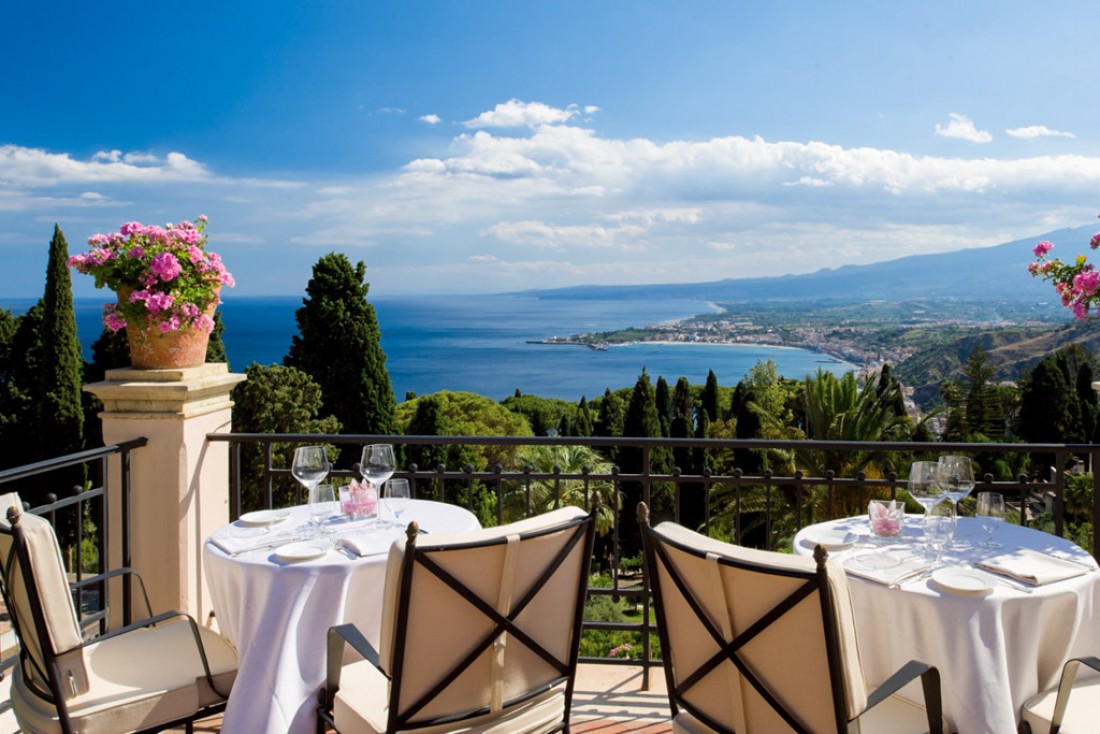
333 657 567 734
669 686 935 733
1021 676 1100 734
12 619 237 734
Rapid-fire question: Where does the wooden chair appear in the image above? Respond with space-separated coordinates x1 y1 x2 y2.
0 493 237 733
1020 656 1100 733
639 503 943 733
318 503 597 734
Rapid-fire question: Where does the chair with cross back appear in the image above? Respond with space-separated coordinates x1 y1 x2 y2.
639 503 943 734
317 501 597 734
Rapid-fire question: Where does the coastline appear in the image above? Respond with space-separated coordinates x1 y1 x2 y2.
528 337 857 369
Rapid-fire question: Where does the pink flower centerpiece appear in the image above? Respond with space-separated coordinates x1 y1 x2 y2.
1028 214 1100 319
68 215 234 335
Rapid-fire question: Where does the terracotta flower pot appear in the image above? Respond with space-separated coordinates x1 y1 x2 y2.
119 286 217 369
126 323 211 369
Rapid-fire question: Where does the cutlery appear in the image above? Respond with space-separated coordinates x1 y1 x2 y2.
888 566 934 589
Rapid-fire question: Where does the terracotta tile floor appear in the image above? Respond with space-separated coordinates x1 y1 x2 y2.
162 663 673 733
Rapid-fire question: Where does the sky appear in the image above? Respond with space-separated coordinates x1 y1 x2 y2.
2 1 1099 299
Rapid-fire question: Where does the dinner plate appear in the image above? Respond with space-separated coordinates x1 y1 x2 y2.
275 540 331 562
239 509 291 526
803 528 857 551
931 567 994 595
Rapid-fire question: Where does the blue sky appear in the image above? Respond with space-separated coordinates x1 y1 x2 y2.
3 1 1099 298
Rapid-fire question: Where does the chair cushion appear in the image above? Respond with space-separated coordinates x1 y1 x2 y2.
0 495 86 693
671 690 934 734
333 656 567 734
11 619 237 734
1021 676 1100 734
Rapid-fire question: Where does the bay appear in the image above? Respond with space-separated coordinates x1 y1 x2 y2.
3 294 854 402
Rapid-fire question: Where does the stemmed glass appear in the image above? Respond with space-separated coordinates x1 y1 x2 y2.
924 507 953 568
907 461 945 533
976 491 1005 548
292 446 331 505
384 478 411 527
361 444 396 492
937 455 974 546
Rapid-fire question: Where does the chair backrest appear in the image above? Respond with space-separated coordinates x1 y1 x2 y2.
376 505 596 731
642 515 867 734
0 494 89 701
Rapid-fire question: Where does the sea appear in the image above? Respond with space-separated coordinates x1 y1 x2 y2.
2 294 855 402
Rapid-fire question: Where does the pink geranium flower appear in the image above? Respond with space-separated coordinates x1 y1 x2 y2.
67 215 233 333
1029 215 1100 320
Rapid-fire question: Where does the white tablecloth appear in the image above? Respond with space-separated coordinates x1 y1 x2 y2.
204 500 480 734
794 516 1100 734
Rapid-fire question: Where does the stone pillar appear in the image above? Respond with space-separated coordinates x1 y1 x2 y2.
85 364 246 622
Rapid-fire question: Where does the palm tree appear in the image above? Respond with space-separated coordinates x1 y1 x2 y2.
506 444 620 535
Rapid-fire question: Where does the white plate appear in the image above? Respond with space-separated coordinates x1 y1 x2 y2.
931 567 994 595
238 509 291 527
803 528 857 550
275 540 331 562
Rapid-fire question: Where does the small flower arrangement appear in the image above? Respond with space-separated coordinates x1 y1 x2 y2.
1028 214 1100 319
68 215 234 333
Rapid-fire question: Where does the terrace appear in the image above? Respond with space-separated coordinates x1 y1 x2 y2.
1 365 1098 733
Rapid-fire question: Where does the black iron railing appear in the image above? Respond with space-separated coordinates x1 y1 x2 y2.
0 438 147 674
211 433 1100 684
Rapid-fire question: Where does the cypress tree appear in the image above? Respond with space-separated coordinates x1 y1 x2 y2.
574 396 594 437
285 253 397 438
620 370 664 555
38 225 84 463
702 369 721 422
655 375 671 437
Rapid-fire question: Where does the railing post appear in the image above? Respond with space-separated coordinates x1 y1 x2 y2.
84 364 246 625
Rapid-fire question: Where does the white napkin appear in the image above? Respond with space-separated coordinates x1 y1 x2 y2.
336 529 403 557
977 549 1092 586
210 529 305 556
843 552 930 586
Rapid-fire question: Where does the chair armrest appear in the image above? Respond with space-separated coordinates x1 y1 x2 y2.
1048 655 1100 731
70 567 154 620
323 623 385 707
862 659 942 734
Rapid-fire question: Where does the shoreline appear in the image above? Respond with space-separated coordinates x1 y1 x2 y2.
528 338 859 370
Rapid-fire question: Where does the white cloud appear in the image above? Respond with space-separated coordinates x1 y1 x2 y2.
1006 125 1076 139
5 99 1100 297
464 99 581 129
419 114 442 125
934 113 993 143
485 220 646 249
0 145 211 187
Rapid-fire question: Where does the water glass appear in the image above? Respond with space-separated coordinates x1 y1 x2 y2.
308 484 337 535
385 478 411 526
976 491 1005 548
924 507 953 564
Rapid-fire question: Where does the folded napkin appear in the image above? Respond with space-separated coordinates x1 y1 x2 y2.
842 552 930 586
210 529 305 556
336 529 403 557
977 548 1092 586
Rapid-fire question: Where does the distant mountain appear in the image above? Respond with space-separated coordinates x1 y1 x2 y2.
523 224 1097 305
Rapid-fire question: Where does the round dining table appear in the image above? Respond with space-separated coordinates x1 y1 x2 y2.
794 515 1100 734
203 499 481 734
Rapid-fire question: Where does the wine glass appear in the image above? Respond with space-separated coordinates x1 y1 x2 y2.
292 446 331 504
976 491 1005 548
384 478 411 526
907 461 945 534
937 455 974 546
308 484 337 536
361 444 396 489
